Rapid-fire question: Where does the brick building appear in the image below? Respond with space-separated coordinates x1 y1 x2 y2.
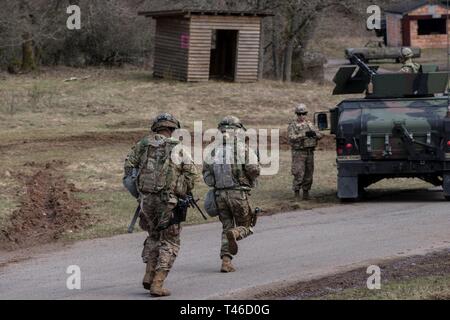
386 1 449 48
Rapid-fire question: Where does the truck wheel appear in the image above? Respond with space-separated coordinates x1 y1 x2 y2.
442 174 450 201
444 174 450 200
338 176 359 201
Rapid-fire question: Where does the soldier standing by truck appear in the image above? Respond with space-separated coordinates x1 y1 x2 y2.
399 47 421 73
288 104 323 200
123 113 198 297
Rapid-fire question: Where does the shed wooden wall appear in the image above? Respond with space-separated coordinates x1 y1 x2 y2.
188 15 261 82
153 18 190 81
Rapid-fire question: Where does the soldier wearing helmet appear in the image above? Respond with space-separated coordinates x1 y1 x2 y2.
124 113 197 297
399 47 421 73
203 116 260 273
288 104 323 200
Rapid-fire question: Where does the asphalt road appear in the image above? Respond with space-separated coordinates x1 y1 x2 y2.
1 189 450 300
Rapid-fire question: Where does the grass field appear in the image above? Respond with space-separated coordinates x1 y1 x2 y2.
0 67 347 244
0 62 434 245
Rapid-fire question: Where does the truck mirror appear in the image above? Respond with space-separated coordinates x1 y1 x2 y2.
316 112 329 131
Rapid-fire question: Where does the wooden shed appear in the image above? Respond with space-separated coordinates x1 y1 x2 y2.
386 1 449 49
139 9 272 82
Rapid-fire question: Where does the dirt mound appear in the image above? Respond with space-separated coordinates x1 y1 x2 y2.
0 161 91 250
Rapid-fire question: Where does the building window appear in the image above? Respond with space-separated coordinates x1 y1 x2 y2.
417 18 447 35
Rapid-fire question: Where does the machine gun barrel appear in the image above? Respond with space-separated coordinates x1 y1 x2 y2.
350 54 378 78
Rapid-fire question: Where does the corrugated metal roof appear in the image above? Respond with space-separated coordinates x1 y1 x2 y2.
385 0 447 15
138 9 273 18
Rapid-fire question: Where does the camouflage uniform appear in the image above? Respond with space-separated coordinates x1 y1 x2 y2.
203 116 260 272
399 48 421 73
288 106 322 198
124 114 197 297
400 59 421 73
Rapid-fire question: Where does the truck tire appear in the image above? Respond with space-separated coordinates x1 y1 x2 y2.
444 174 450 201
338 176 359 201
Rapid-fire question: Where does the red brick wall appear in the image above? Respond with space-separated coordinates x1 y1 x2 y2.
410 19 449 48
386 14 403 46
386 4 449 48
409 4 449 49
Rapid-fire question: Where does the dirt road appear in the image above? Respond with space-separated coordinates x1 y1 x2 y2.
1 189 449 300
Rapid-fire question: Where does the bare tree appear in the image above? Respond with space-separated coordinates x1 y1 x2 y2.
0 0 69 72
257 0 358 81
0 0 153 70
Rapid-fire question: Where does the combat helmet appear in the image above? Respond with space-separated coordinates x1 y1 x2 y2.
401 47 414 59
218 115 246 131
151 113 181 132
295 104 308 115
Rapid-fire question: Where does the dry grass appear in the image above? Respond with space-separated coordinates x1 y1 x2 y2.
0 67 343 141
320 275 450 300
0 68 344 242
0 65 435 244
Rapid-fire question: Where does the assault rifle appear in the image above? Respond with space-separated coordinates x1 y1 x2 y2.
127 204 141 234
171 192 208 225
128 192 208 233
251 207 263 227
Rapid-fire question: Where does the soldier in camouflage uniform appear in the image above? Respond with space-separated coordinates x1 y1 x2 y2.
124 113 197 297
399 47 421 73
203 116 260 273
288 104 323 200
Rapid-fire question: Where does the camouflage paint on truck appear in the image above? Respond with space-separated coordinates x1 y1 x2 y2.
326 63 450 201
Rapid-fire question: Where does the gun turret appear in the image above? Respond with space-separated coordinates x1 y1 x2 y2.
349 54 378 79
333 56 447 98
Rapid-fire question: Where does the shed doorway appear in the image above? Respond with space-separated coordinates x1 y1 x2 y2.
210 30 238 81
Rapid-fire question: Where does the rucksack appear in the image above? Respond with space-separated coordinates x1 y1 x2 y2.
211 143 238 189
137 137 179 194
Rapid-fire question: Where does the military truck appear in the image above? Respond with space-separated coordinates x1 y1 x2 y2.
345 42 421 63
316 57 450 201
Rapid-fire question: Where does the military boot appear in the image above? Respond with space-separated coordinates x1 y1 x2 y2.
303 190 310 201
295 190 301 199
150 270 171 297
220 255 236 273
142 262 156 291
226 229 239 255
